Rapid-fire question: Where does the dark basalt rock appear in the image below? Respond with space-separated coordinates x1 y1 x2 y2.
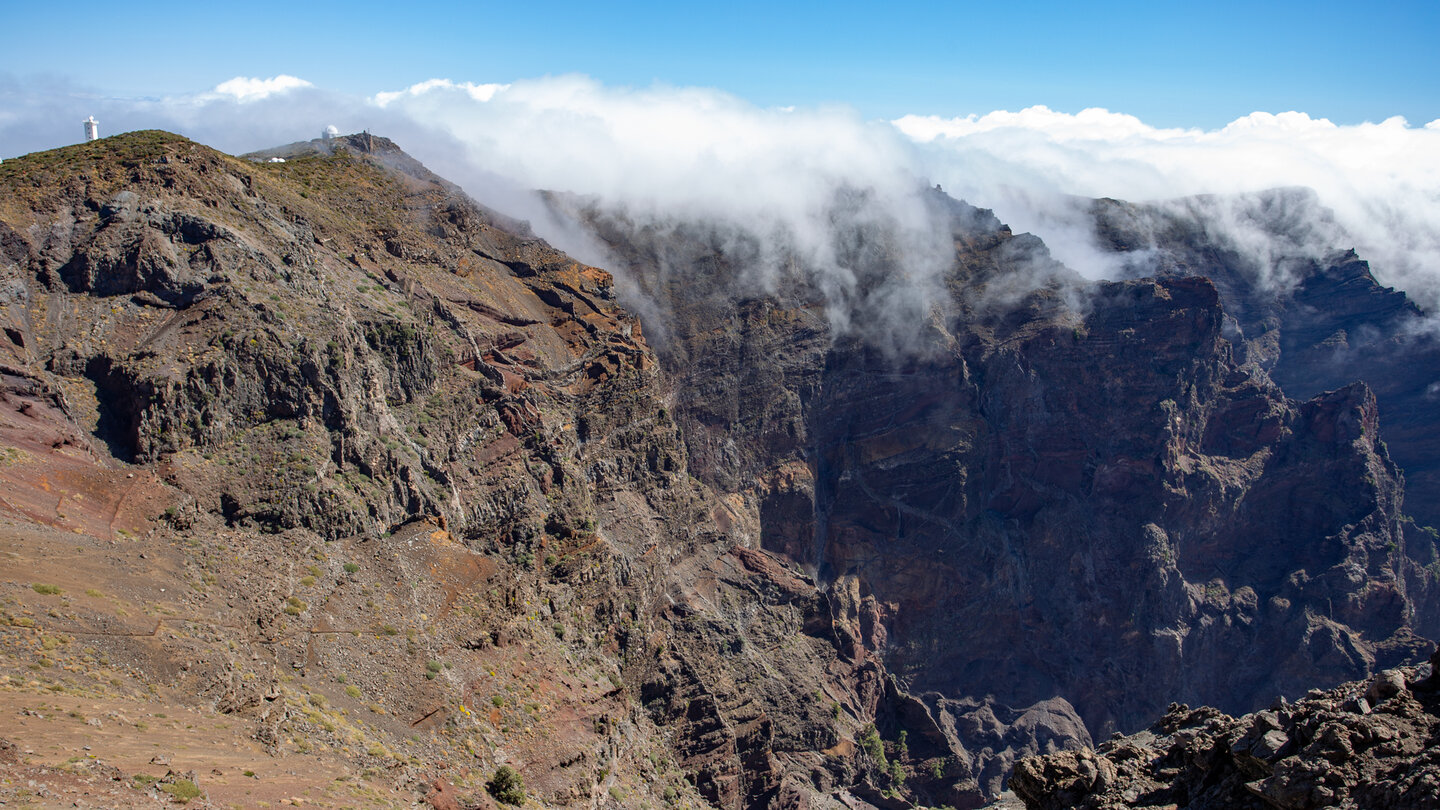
1089 190 1440 532
1012 657 1440 809
550 182 1435 801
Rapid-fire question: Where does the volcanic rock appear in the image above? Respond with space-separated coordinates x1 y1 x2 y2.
1011 662 1440 809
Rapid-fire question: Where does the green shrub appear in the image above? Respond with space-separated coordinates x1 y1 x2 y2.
861 724 886 768
889 758 905 787
487 765 525 805
344 562 360 573
160 778 201 802
31 583 61 595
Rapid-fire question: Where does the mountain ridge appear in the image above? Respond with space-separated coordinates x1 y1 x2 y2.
0 130 1432 809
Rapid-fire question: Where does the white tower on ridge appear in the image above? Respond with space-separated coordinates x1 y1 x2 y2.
83 116 99 141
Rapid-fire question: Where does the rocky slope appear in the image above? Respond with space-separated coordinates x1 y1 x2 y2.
0 131 969 809
1011 649 1440 809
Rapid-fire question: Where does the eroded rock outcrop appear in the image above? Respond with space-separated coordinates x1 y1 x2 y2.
1012 650 1440 809
1088 189 1440 569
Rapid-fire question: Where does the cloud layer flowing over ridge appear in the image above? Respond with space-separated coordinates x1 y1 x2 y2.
897 106 1440 302
4 73 1438 315
371 76 959 346
374 77 1440 315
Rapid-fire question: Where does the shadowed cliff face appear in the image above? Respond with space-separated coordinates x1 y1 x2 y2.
1088 190 1440 527
551 186 1433 794
1087 190 1440 637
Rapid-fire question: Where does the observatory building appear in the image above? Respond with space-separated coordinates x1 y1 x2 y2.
83 116 99 141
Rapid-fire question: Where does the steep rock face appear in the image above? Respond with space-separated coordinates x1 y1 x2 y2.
822 273 1419 721
1088 190 1440 534
552 188 1431 796
0 129 699 548
2 132 1433 809
1088 189 1440 640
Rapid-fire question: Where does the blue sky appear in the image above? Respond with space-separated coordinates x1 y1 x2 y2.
4 0 1436 128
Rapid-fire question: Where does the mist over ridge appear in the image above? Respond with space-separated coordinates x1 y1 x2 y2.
6 71 1438 319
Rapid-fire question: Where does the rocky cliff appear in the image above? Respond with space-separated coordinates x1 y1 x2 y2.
548 183 1435 796
1086 189 1440 645
0 132 1432 809
1087 189 1440 582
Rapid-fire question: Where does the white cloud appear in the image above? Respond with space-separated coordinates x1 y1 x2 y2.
210 74 313 102
3 71 1438 324
368 75 952 346
368 82 1440 315
371 79 509 107
896 106 1198 143
899 106 1440 310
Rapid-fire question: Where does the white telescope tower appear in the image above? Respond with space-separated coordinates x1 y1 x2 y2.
83 116 99 141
